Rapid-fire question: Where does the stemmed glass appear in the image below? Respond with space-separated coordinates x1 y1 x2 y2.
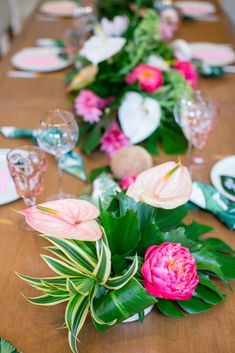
7 146 47 230
174 90 217 171
36 109 79 200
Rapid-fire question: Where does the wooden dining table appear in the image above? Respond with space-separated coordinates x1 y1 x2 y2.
0 1 235 352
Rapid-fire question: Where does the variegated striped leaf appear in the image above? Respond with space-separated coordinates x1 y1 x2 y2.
67 278 96 296
105 254 138 290
44 236 97 275
93 239 111 284
66 294 90 353
26 294 69 306
41 255 85 277
89 286 117 327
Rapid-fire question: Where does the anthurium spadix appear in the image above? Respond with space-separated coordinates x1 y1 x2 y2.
80 32 126 65
118 91 161 144
18 199 102 240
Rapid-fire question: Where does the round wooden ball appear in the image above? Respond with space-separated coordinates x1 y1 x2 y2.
110 146 153 179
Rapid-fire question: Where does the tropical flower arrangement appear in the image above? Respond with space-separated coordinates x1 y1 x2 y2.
66 9 198 156
18 162 235 353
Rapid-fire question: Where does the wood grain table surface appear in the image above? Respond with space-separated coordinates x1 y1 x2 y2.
0 1 235 353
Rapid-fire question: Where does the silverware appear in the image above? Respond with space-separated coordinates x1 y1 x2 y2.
7 71 64 78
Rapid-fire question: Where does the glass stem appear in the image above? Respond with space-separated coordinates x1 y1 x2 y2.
56 156 63 196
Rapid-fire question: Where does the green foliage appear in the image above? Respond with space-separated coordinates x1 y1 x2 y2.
18 194 235 353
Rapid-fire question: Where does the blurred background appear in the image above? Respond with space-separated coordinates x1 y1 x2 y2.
0 0 234 58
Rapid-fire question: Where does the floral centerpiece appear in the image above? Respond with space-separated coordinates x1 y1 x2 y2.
66 9 197 156
18 162 235 353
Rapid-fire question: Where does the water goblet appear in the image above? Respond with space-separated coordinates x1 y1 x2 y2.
174 90 217 171
36 109 79 200
7 146 47 230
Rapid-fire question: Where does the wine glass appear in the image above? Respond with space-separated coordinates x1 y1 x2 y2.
174 90 217 171
36 110 79 200
7 146 47 230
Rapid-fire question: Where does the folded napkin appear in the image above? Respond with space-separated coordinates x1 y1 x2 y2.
0 126 87 182
0 337 21 353
190 181 235 230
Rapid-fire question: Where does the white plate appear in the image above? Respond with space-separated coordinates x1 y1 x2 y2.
11 47 71 73
176 1 216 17
40 1 78 18
0 149 19 206
190 42 235 66
210 156 235 202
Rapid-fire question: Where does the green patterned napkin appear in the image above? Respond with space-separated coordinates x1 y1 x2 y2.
0 337 21 353
0 126 87 182
190 181 235 230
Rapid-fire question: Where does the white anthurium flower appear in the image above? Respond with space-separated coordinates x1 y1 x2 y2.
100 16 129 37
80 33 126 65
118 91 161 144
147 54 169 71
171 39 193 61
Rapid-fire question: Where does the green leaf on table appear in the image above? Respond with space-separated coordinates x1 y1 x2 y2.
192 248 230 288
41 255 87 277
89 165 111 182
81 124 102 155
202 238 235 253
185 221 214 241
105 254 138 290
153 205 188 231
93 238 111 284
194 284 224 305
0 338 20 353
144 130 159 155
198 273 224 299
220 175 235 197
163 227 202 252
177 297 212 314
92 278 157 332
26 294 69 306
100 208 140 258
66 294 90 353
157 299 184 318
158 123 188 155
212 251 235 279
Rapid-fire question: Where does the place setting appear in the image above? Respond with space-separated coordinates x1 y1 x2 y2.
0 1 235 353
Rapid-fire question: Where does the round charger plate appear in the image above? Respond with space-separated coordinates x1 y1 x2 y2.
210 156 235 203
175 1 216 16
190 42 235 66
40 1 78 17
11 47 71 73
0 149 19 206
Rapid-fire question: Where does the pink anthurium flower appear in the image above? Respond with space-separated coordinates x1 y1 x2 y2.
127 161 192 209
18 199 102 241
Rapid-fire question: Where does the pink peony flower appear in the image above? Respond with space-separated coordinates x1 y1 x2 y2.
101 122 131 157
127 161 192 209
125 64 163 93
173 61 198 89
142 242 199 300
75 89 113 123
121 175 136 190
18 199 102 241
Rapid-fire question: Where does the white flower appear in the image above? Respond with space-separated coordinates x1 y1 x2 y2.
147 54 169 71
80 35 126 65
118 91 161 144
100 16 129 37
171 39 193 61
